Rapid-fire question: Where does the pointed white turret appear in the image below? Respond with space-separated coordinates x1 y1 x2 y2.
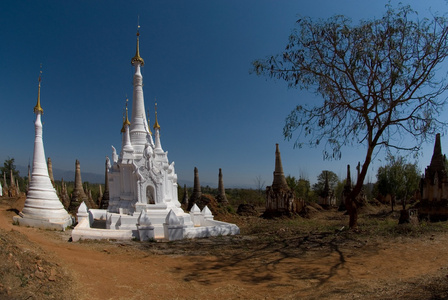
121 99 134 158
14 73 72 230
130 30 151 155
153 102 163 152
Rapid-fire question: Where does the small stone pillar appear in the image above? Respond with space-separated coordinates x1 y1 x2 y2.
77 202 90 227
190 204 202 227
15 179 20 196
164 210 185 241
137 210 155 241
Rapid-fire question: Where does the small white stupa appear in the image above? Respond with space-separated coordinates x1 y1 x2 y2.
13 72 73 230
72 28 239 241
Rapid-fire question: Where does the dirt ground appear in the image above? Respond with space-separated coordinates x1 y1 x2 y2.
1 196 448 300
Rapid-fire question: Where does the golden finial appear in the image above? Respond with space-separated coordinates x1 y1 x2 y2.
121 97 130 132
131 18 145 66
34 65 44 114
123 98 131 126
153 100 160 130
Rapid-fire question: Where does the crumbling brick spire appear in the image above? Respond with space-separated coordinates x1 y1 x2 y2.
69 159 88 212
272 144 289 191
426 133 447 181
47 157 55 187
188 167 202 211
216 168 228 204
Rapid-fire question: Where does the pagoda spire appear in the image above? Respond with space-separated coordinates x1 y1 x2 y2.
131 24 144 66
272 144 289 190
122 99 134 155
153 102 163 151
34 70 43 114
14 70 72 230
216 168 229 204
130 26 151 153
425 133 447 181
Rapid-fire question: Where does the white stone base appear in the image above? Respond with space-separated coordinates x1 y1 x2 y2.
184 220 240 239
71 207 240 242
13 214 73 231
71 218 135 242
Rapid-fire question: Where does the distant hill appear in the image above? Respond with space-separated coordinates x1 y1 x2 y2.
16 165 104 184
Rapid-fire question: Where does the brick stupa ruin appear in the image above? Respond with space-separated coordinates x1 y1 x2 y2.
13 73 72 230
71 29 239 241
215 168 229 205
264 144 303 217
418 133 448 221
69 159 88 213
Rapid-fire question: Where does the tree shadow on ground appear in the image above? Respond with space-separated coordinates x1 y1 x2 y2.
138 230 381 291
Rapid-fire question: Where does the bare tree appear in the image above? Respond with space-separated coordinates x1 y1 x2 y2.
253 4 448 228
254 175 266 195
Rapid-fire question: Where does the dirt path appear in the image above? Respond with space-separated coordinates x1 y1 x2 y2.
2 199 448 299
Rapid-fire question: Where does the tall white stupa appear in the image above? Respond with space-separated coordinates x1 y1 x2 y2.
72 28 239 241
105 28 189 234
13 73 73 230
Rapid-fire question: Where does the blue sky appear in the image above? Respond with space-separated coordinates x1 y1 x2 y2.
1 0 447 187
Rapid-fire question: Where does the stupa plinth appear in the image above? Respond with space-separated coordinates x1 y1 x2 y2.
13 74 72 231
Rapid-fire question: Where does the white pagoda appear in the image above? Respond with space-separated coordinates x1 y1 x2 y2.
13 74 73 230
72 30 239 241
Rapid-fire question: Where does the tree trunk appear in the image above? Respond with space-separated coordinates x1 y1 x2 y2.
346 194 359 228
346 140 378 229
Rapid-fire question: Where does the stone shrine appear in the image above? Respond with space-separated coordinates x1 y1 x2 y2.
13 74 72 230
264 144 303 217
72 30 239 241
418 133 448 220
